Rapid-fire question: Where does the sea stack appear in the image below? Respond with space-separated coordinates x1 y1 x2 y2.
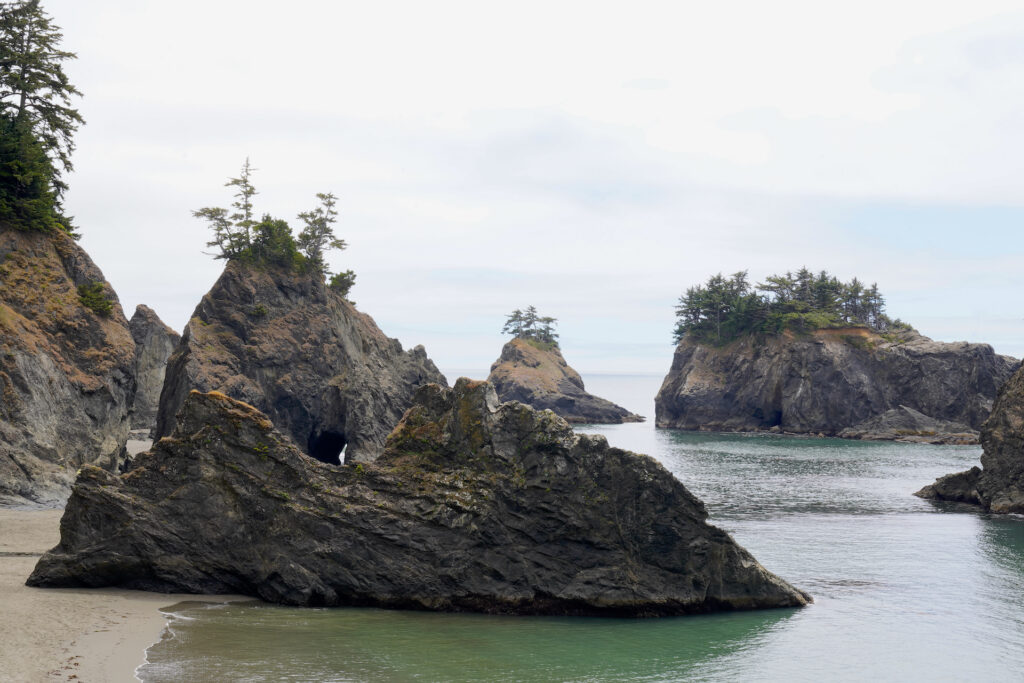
30 380 809 615
656 328 1017 442
154 260 446 463
0 226 136 504
128 304 180 434
488 338 643 424
916 362 1024 512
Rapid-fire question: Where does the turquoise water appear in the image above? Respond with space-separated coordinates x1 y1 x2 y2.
140 375 1024 682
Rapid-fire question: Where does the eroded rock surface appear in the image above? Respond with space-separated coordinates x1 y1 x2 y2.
487 338 643 424
29 382 809 615
0 226 135 505
154 261 446 463
917 363 1024 512
655 328 1017 441
129 304 179 433
838 406 978 445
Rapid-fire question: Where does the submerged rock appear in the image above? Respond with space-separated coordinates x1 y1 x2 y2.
917 363 1024 512
154 260 446 463
0 226 135 505
487 338 643 424
29 381 809 615
129 304 180 433
655 328 1017 440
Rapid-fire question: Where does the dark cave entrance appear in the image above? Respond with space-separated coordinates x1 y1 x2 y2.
307 430 347 465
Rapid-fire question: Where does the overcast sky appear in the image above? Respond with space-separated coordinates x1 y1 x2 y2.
47 0 1024 374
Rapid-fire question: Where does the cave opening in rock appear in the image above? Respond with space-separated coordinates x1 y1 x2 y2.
307 430 347 465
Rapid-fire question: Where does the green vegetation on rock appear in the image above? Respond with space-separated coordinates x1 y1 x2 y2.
674 268 911 345
76 281 112 317
0 0 82 236
194 159 354 293
329 269 356 298
502 305 558 347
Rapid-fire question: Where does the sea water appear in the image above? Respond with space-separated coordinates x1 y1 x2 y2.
139 374 1024 682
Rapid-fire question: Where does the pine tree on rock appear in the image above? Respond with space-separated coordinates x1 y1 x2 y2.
0 0 82 233
297 192 346 273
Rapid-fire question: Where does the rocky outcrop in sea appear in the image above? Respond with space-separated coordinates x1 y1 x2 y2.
128 304 179 434
29 380 809 614
916 362 1024 512
655 328 1017 442
0 226 135 505
487 338 643 424
154 260 446 464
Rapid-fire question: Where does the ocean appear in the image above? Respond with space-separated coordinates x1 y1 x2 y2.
139 374 1024 682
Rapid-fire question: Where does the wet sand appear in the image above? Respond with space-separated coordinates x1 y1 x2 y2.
0 506 245 682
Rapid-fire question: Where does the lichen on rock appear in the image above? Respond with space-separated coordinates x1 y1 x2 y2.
29 380 810 615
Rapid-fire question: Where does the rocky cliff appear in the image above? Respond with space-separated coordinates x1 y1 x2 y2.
29 381 809 615
128 304 179 433
154 261 446 464
655 328 1017 441
487 338 643 424
916 363 1024 512
0 226 135 505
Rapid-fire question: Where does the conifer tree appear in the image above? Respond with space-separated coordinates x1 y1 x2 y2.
0 113 59 230
297 192 346 273
0 0 81 233
502 307 559 346
0 0 82 193
226 157 257 250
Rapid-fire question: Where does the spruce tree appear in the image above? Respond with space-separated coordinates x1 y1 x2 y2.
297 192 345 273
0 0 83 199
0 112 59 230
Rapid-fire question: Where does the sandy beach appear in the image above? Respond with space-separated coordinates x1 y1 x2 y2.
0 507 184 682
0 441 249 683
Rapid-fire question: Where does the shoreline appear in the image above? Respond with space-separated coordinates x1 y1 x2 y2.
0 507 247 683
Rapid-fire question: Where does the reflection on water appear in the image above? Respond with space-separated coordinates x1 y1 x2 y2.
141 376 1024 682
143 602 797 682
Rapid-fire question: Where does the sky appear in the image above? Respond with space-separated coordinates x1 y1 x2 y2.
45 0 1024 374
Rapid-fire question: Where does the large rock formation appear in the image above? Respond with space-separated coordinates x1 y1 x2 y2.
0 226 135 505
487 338 643 424
655 327 1017 441
129 304 180 433
154 261 445 464
916 363 1024 512
29 382 810 615
838 406 978 445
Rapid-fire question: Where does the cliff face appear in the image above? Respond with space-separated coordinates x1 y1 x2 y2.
30 382 810 615
0 226 135 505
487 338 643 424
128 304 179 433
916 363 1024 512
655 328 1017 441
154 261 446 463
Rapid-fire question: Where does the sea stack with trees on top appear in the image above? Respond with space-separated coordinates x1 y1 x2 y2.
487 306 644 424
655 269 1017 443
155 161 446 464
